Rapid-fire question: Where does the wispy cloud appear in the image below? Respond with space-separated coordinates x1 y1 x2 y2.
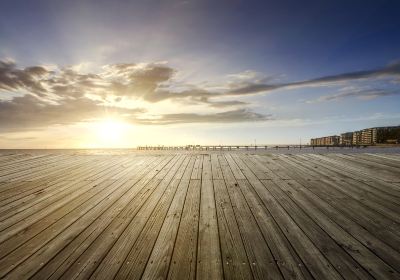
135 109 272 125
227 61 400 96
306 88 400 103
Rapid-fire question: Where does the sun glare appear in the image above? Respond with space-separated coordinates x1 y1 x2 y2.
91 118 128 147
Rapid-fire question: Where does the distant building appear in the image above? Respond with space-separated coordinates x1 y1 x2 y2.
374 126 400 144
361 128 375 145
352 131 362 145
314 126 400 146
358 126 400 145
311 135 340 146
340 132 353 146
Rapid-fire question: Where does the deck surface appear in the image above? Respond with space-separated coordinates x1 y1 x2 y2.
0 152 399 279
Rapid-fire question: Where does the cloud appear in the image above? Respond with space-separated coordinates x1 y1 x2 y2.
0 60 179 101
2 59 400 103
181 95 249 108
0 94 145 132
1 59 399 132
0 95 268 130
0 60 51 96
134 109 272 125
307 88 400 103
103 63 176 100
227 61 400 96
0 60 271 131
206 100 249 108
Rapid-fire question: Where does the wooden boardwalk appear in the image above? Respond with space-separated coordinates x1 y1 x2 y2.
0 152 399 279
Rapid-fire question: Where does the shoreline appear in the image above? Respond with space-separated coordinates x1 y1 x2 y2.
1 145 400 155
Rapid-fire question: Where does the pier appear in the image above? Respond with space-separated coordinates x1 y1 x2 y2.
0 151 399 279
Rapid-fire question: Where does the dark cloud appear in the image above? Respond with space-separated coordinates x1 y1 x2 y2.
307 88 400 103
135 109 272 125
0 60 51 95
140 88 212 102
104 63 175 99
181 96 248 108
206 100 248 108
227 61 400 96
0 94 145 132
0 60 178 101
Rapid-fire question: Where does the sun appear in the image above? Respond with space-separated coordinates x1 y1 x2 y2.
92 118 128 147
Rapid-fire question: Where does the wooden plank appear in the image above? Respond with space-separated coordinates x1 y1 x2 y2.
0 155 123 218
55 156 183 280
282 155 400 242
355 154 400 169
0 154 63 176
263 179 373 279
211 153 224 179
89 155 190 280
244 155 281 180
269 178 400 279
100 159 189 279
0 155 83 182
196 154 223 280
295 154 400 206
334 154 400 177
0 156 149 246
27 156 170 280
303 154 400 195
253 155 292 180
237 156 345 280
366 153 400 163
190 155 203 180
166 179 201 280
0 157 133 237
213 179 254 280
0 155 95 200
2 154 109 199
324 154 399 182
0 177 124 277
139 179 192 279
236 154 342 279
231 154 312 280
273 155 400 250
4 175 152 279
1 151 400 280
137 157 196 280
0 154 30 166
220 154 283 280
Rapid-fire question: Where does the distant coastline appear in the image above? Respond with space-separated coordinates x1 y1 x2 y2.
1 145 400 155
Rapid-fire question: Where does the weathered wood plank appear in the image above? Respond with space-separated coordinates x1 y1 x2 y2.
139 178 192 279
28 156 170 280
232 154 313 280
196 155 223 280
166 179 201 280
269 178 399 279
56 156 183 280
220 154 283 280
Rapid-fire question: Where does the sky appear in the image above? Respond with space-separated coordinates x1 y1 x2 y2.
0 0 400 148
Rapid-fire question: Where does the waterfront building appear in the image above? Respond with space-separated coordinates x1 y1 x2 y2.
340 132 353 146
